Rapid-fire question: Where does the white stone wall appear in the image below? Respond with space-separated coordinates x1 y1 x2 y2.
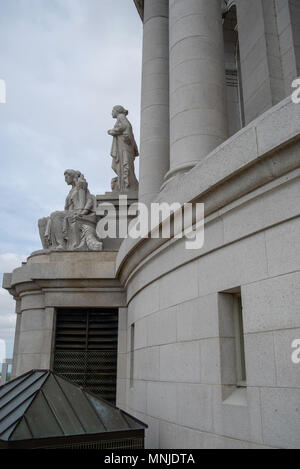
119 183 300 449
15 303 55 377
116 96 300 449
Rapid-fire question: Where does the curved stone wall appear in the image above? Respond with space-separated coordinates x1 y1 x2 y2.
116 97 300 449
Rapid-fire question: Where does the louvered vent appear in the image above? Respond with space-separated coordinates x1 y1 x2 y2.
53 309 118 404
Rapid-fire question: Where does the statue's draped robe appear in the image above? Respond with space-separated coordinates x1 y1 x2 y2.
110 115 139 192
43 184 97 250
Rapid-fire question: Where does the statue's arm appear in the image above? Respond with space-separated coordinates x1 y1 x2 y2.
83 197 94 214
74 195 94 218
64 193 72 211
108 122 126 136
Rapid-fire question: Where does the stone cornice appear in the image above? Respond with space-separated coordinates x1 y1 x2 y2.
3 251 125 300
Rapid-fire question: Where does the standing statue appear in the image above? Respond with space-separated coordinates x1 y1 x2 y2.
108 105 139 193
38 170 103 251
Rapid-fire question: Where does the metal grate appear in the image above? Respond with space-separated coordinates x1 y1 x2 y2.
41 438 144 450
53 309 118 404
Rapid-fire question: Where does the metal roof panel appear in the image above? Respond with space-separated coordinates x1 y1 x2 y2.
0 370 146 444
42 374 85 435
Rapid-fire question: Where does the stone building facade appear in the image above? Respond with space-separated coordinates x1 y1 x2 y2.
3 0 300 449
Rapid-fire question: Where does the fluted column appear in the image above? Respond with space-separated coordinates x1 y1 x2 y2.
139 0 170 206
166 0 228 181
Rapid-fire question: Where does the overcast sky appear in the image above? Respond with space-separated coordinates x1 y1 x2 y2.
0 0 143 357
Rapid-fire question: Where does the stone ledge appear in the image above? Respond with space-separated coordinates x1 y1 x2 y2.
27 250 117 264
3 251 120 294
3 250 126 311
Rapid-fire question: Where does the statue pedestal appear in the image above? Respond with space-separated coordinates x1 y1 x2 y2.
96 192 138 251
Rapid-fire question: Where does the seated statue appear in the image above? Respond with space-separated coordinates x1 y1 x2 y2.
38 169 103 252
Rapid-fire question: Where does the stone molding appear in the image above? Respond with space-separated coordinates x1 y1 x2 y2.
4 251 126 310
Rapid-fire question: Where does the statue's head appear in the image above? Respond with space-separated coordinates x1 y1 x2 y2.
112 105 128 119
64 169 81 186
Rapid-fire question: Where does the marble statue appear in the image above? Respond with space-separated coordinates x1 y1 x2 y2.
108 105 139 193
38 170 103 251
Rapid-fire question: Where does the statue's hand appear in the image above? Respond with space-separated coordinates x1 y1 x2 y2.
66 213 78 223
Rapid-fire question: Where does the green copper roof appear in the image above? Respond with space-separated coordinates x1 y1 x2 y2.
0 370 146 445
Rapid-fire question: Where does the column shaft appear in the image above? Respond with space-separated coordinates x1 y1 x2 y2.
167 0 228 180
139 0 170 206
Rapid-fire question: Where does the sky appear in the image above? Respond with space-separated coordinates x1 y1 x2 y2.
0 0 143 358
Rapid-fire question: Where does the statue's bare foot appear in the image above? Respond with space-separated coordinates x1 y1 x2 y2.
55 244 65 251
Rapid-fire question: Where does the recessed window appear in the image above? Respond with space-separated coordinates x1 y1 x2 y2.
218 289 247 390
233 294 247 387
130 323 135 388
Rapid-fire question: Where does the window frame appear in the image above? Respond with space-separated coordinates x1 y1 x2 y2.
233 294 247 388
130 323 135 389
